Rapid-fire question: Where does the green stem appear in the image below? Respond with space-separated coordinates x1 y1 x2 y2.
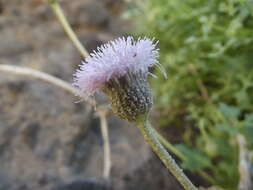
136 120 198 190
155 129 216 185
198 170 216 185
155 130 186 160
47 0 89 58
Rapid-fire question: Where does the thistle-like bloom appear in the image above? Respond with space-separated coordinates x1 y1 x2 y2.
73 36 162 122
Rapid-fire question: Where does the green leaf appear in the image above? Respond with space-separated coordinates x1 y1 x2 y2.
245 113 253 123
216 123 238 135
175 144 212 171
219 103 241 119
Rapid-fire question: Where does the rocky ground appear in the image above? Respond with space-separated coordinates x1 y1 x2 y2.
0 0 183 189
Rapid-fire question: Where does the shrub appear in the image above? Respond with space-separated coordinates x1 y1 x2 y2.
126 0 253 189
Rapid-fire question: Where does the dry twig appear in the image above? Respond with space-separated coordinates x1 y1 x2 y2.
0 64 95 106
97 108 111 179
0 64 113 179
47 0 111 180
47 0 89 58
237 134 252 190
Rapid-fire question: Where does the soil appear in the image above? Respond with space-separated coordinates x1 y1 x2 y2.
0 0 194 189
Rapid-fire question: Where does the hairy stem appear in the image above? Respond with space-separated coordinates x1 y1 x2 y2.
155 130 186 159
47 0 89 58
155 130 215 184
136 120 197 190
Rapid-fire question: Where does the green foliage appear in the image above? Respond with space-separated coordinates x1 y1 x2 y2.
127 0 253 189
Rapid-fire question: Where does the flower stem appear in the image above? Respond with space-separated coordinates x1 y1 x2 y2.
136 120 198 190
155 129 216 184
47 0 89 58
155 130 186 160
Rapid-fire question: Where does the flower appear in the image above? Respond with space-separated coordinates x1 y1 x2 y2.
73 36 163 122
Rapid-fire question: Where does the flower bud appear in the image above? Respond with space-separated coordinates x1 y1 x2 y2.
103 72 152 122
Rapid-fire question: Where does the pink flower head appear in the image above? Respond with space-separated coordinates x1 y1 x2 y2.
73 36 162 98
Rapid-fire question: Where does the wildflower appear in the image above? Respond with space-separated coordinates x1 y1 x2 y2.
73 36 163 122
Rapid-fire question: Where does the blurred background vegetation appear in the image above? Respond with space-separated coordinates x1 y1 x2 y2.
125 0 253 189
